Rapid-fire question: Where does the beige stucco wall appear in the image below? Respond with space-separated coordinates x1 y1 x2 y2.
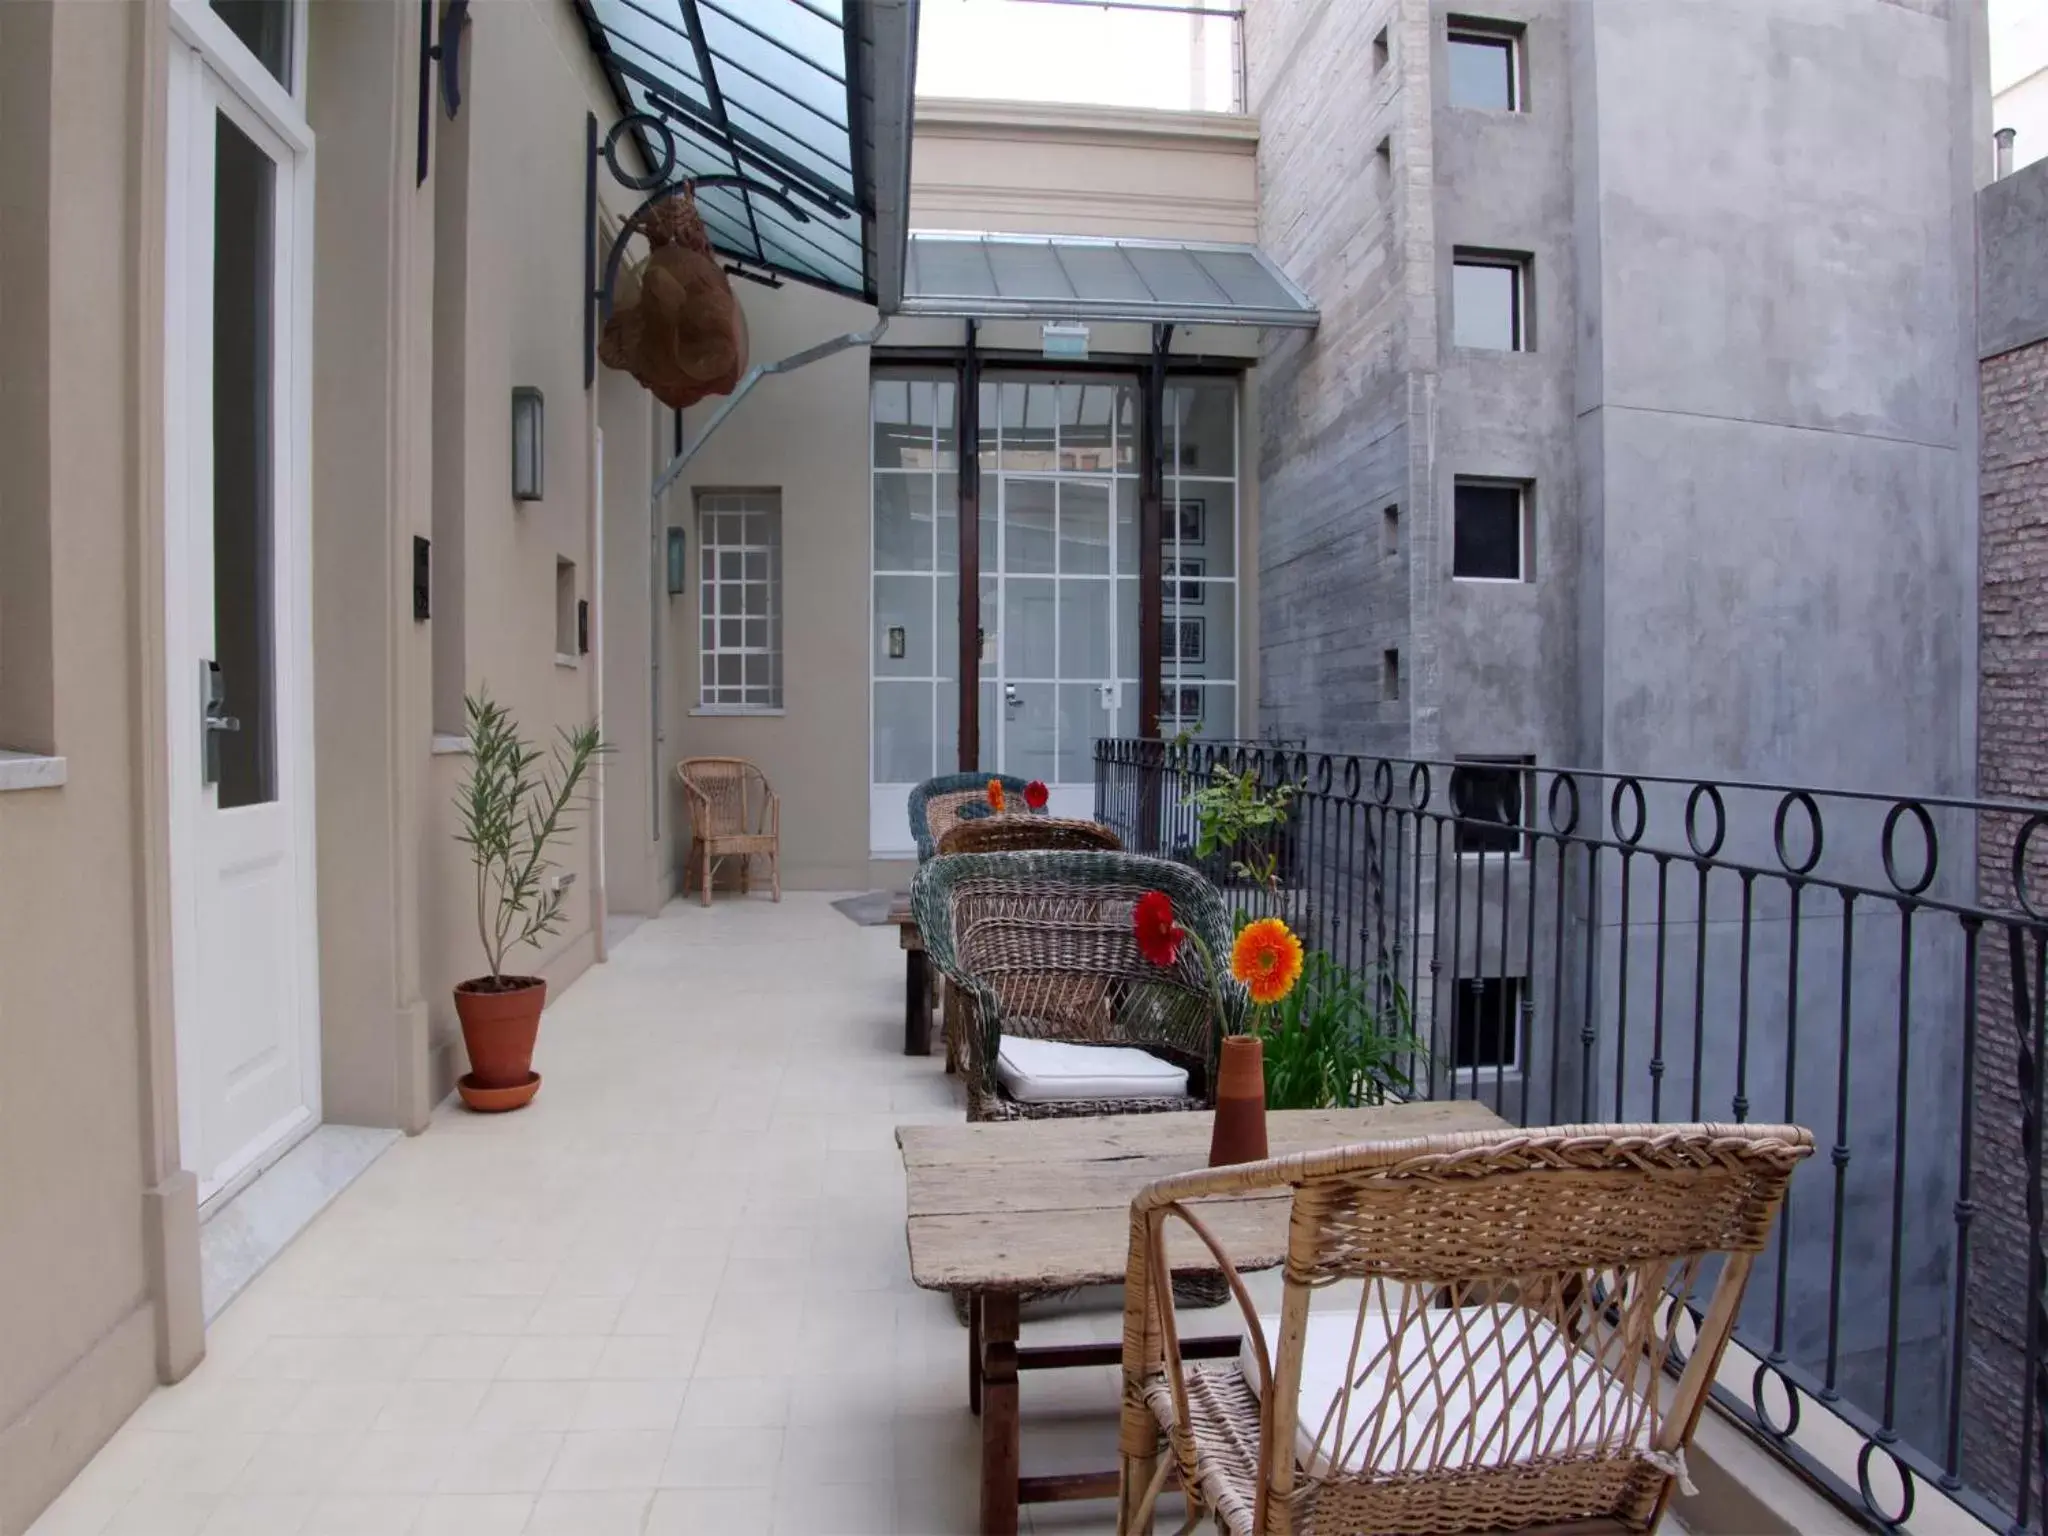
0 4 172 1528
912 97 1260 240
2 3 661 1526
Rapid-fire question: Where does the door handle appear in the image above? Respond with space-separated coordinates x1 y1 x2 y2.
201 659 241 787
1004 683 1023 713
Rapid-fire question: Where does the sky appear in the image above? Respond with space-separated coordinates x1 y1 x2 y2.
913 0 1240 114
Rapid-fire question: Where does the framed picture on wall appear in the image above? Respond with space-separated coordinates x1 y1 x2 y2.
1165 557 1205 604
1163 616 1206 665
1176 685 1203 721
1172 498 1205 546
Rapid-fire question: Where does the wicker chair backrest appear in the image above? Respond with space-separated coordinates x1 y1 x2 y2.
935 816 1122 858
912 851 1242 1068
677 757 769 838
1124 1122 1813 1535
908 772 1032 861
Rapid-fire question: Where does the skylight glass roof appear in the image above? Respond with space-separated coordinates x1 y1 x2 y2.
901 232 1319 328
575 0 909 302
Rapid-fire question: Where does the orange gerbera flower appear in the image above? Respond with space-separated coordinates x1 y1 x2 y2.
987 779 1006 813
1231 917 1304 1006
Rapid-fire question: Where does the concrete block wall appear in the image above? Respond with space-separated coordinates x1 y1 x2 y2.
1247 0 1424 754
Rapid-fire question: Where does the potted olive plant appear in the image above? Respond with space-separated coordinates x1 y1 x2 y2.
451 692 605 1111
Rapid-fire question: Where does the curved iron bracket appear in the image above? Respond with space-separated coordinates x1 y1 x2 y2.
583 111 823 389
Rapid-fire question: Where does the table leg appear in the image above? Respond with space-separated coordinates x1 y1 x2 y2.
904 947 931 1056
980 1290 1021 1536
969 1288 983 1415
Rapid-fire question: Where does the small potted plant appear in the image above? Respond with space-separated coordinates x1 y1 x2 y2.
1133 889 1303 1166
451 691 605 1111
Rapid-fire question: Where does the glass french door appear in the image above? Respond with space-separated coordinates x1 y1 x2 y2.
977 379 1140 820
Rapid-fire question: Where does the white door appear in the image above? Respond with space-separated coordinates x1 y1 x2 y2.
985 472 1136 819
165 33 320 1204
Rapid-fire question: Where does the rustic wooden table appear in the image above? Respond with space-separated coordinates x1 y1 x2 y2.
897 1100 1507 1534
889 894 931 1057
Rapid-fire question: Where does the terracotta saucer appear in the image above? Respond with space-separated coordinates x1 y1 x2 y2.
457 1071 541 1113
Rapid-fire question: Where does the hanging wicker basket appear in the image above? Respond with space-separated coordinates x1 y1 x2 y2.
598 189 749 410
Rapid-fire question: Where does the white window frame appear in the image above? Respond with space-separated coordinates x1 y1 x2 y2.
1446 18 1523 112
1451 477 1531 584
694 491 784 715
1451 974 1526 1080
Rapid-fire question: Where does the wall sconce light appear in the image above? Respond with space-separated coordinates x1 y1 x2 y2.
511 386 544 502
666 527 687 596
887 625 907 660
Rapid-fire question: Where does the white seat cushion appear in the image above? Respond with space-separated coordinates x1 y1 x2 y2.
1238 1305 1648 1476
995 1035 1189 1103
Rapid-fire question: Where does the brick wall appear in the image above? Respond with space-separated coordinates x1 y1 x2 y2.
1968 335 2048 1500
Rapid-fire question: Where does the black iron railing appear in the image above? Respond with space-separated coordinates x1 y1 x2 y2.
1096 736 2048 1533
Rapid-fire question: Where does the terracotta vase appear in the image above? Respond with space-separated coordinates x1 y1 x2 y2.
454 977 546 1108
1209 1034 1269 1167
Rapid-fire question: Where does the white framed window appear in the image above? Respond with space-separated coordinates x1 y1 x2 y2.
1447 18 1522 111
1452 251 1529 351
1452 478 1531 581
696 490 782 712
1450 754 1534 857
1454 976 1524 1072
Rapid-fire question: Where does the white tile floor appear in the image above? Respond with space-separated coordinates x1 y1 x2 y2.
29 894 1173 1536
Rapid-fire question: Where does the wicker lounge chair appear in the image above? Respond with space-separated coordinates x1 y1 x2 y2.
1116 1121 1814 1535
911 850 1239 1122
677 756 780 905
908 771 1032 862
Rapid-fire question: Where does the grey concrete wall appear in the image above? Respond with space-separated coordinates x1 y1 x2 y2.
1248 0 1424 755
1430 0 1580 769
1979 153 2048 358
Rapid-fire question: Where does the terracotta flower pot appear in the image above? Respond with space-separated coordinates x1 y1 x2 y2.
1209 1034 1269 1167
454 976 546 1096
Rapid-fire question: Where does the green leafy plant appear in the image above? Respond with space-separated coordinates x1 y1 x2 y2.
1185 765 1296 895
1255 951 1424 1109
455 691 606 988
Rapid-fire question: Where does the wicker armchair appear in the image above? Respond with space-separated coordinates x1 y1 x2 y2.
908 772 1032 862
1117 1122 1814 1536
935 814 1122 858
911 850 1241 1122
677 757 780 906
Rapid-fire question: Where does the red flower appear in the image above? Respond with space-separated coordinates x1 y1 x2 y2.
1024 780 1050 811
1133 890 1184 968
986 779 1006 813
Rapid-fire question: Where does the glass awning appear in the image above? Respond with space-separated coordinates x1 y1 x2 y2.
573 0 915 306
900 232 1319 329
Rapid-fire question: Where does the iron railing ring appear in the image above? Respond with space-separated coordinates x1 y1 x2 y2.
1856 1437 1916 1528
1408 762 1433 813
1371 758 1394 806
1684 782 1727 859
1610 777 1648 847
1880 800 1938 897
1773 790 1825 876
1547 771 1581 836
604 112 676 191
2013 812 2048 920
1752 1359 1802 1439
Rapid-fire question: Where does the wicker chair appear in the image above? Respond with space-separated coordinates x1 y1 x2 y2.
908 772 1032 862
677 756 780 906
935 814 1123 859
1116 1121 1814 1536
911 850 1240 1122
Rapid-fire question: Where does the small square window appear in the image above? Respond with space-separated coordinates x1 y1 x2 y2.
554 559 577 659
1381 503 1400 558
1454 977 1523 1070
1450 755 1533 856
1447 20 1520 111
1373 25 1390 75
1452 252 1528 351
1382 648 1401 701
1453 480 1528 581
